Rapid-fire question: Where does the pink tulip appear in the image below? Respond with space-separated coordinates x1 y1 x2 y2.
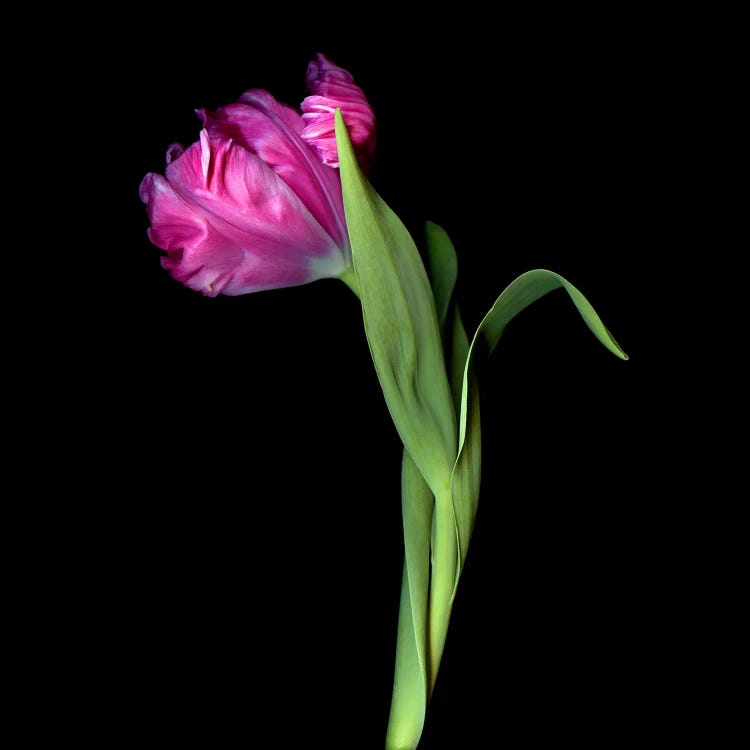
140 56 375 296
301 53 376 171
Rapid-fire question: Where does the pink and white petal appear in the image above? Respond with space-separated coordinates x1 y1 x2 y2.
160 234 305 297
198 89 347 247
139 172 208 252
141 171 239 295
199 89 304 159
149 136 349 296
300 53 376 171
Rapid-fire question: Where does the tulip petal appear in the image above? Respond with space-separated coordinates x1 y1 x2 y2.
140 134 348 296
302 54 376 171
199 89 348 249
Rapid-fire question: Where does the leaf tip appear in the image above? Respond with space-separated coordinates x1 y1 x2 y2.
333 107 346 141
334 108 356 168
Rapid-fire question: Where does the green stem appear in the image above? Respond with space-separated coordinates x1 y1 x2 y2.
339 266 361 298
385 562 425 750
428 487 457 693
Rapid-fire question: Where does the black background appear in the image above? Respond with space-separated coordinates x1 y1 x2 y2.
69 12 688 748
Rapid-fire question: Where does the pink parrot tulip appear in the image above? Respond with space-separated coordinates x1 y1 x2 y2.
140 54 375 297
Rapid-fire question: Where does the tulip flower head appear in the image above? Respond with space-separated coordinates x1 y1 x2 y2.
140 55 375 297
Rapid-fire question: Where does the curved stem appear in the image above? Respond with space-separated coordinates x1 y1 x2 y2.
428 487 457 693
339 266 361 298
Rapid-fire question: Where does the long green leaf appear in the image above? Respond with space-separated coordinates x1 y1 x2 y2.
457 269 627 451
482 270 627 360
424 224 472 680
386 451 433 750
449 365 482 594
451 269 628 591
425 221 458 328
335 110 457 496
446 306 479 601
424 222 465 419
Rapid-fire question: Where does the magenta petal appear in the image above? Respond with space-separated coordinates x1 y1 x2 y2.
140 133 348 296
139 172 210 273
198 89 347 248
300 53 376 172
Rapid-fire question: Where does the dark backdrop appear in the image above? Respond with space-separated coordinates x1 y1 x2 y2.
84 13 673 749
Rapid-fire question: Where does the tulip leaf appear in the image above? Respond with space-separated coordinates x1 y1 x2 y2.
425 221 466 418
458 269 627 452
449 361 481 597
335 110 457 496
451 269 628 590
386 451 433 750
424 224 475 661
425 220 458 329
447 305 472 419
